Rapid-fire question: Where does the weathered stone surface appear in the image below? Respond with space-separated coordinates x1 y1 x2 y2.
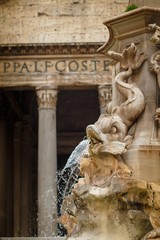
0 0 128 44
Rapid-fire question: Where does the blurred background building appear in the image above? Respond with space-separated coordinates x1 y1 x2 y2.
0 0 159 237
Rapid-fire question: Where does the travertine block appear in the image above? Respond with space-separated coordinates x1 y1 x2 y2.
0 0 128 44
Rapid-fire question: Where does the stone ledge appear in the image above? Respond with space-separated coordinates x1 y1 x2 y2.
0 43 103 56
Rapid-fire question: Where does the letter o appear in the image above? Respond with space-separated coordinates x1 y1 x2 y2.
68 61 79 72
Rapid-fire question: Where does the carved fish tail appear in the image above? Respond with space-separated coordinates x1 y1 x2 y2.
115 67 133 100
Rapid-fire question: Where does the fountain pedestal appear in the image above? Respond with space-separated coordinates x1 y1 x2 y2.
60 7 160 240
99 7 160 183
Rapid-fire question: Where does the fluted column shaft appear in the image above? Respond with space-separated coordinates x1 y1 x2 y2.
36 86 58 237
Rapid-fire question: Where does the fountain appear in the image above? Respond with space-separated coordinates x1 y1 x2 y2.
59 6 160 240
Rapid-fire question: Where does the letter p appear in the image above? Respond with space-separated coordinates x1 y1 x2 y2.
3 62 10 73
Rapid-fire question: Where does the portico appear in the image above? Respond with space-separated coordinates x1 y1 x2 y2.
0 43 111 237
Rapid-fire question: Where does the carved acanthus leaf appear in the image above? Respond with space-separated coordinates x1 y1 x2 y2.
98 84 112 108
36 87 58 109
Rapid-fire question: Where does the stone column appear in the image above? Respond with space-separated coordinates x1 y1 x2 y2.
13 122 22 237
20 116 33 236
0 119 7 236
98 85 112 114
36 86 58 237
6 124 13 236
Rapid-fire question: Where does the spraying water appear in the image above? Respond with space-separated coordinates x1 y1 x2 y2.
57 139 89 202
57 139 89 235
63 139 89 170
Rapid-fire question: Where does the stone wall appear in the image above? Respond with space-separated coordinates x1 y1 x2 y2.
128 0 160 7
0 0 128 44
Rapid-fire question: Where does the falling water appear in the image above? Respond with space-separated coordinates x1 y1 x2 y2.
64 139 89 170
57 138 89 195
57 139 89 235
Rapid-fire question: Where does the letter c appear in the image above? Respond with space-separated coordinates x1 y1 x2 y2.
55 60 65 72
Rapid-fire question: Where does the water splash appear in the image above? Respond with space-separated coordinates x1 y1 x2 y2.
56 139 89 235
57 139 89 208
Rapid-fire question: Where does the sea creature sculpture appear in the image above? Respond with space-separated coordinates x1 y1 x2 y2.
87 43 146 156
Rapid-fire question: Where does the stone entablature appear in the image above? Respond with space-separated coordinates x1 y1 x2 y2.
0 44 112 88
1 58 110 74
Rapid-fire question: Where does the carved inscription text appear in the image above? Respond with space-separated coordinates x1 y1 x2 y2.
0 58 110 74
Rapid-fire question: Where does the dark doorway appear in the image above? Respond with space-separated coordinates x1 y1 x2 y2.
0 87 100 237
57 89 100 170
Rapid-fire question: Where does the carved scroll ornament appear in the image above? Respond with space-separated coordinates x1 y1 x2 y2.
148 23 160 45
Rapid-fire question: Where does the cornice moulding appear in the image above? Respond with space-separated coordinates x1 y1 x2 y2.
0 43 104 56
98 6 160 54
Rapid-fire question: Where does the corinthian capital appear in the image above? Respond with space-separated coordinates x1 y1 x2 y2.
36 86 58 109
98 84 112 108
